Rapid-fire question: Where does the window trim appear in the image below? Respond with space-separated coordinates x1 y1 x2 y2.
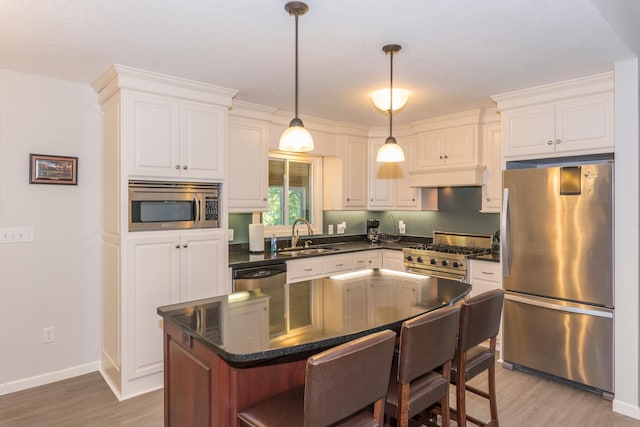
264 152 323 241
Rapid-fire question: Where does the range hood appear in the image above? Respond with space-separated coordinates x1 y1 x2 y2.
408 165 485 187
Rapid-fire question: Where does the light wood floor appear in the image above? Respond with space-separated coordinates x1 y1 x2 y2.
1 364 639 427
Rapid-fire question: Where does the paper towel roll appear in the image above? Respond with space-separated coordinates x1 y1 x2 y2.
249 224 265 253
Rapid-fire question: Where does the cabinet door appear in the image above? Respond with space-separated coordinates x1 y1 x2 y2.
126 92 181 178
555 94 613 154
481 123 502 213
368 139 395 209
382 250 405 271
395 137 421 209
344 136 368 208
502 105 555 158
415 131 445 169
126 233 181 380
181 230 229 300
228 118 269 212
180 102 227 180
444 125 477 166
344 282 368 332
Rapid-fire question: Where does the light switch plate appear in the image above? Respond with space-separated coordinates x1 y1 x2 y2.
0 227 34 243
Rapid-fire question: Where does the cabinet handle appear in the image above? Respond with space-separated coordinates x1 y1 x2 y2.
481 271 494 275
547 140 553 145
183 165 188 170
175 165 180 169
336 263 344 267
303 268 313 272
555 139 561 145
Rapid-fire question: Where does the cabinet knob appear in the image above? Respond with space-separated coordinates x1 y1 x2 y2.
183 244 188 248
175 165 180 169
486 197 491 201
444 155 448 159
347 198 351 201
547 140 553 145
439 155 444 159
175 245 180 249
412 198 415 201
183 165 188 170
263 197 267 201
555 139 561 145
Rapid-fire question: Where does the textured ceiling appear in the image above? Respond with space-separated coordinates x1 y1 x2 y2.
0 0 634 126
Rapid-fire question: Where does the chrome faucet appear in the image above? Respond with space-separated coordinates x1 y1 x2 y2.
291 217 313 248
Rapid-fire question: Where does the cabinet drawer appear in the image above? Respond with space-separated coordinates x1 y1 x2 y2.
287 258 325 282
324 254 355 275
470 260 501 283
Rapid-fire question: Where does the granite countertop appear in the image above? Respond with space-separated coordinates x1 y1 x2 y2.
229 234 429 268
158 269 471 367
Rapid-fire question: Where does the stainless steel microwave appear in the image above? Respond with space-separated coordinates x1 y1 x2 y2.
128 180 220 231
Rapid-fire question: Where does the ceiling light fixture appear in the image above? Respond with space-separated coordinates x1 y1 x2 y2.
279 1 314 153
370 88 410 112
376 44 405 163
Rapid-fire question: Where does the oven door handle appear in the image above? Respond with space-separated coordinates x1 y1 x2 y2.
193 195 200 225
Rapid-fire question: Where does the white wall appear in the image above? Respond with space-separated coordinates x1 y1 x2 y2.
0 70 101 393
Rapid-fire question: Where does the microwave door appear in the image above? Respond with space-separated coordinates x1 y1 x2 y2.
130 191 197 231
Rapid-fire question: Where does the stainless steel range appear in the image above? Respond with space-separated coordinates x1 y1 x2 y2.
403 231 493 282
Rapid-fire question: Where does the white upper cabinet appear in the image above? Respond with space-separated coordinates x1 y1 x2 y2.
125 92 227 180
408 109 483 187
414 125 477 169
481 120 502 213
324 135 368 210
367 137 436 211
493 72 614 161
228 116 269 212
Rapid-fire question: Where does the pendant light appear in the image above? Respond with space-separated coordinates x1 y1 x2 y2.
279 1 314 153
376 44 405 163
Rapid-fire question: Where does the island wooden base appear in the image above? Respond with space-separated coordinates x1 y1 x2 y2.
163 320 306 427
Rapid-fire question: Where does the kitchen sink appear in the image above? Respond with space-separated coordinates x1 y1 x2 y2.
276 247 338 257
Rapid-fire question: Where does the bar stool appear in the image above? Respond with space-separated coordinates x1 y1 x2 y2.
237 329 396 427
451 289 504 427
384 305 460 427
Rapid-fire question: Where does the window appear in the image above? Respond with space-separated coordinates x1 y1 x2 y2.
263 152 322 238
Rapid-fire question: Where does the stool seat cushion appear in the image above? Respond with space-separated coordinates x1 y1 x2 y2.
451 345 494 384
385 368 448 419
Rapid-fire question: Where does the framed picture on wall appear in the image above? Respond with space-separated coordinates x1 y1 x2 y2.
29 154 78 185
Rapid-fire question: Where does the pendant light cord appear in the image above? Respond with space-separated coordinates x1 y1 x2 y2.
294 11 299 119
388 50 394 140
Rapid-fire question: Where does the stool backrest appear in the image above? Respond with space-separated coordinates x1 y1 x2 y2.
303 329 396 427
397 306 460 384
458 289 505 352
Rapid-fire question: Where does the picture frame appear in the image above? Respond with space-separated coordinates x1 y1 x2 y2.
29 154 78 185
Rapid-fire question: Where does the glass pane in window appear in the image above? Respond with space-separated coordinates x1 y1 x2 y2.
288 161 311 224
265 159 286 226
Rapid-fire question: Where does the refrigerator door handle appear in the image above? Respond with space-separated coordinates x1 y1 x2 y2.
501 187 510 277
505 293 613 318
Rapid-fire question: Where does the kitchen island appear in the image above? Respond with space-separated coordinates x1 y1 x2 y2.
158 269 471 427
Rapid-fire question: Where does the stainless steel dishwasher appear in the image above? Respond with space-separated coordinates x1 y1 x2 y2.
232 263 287 337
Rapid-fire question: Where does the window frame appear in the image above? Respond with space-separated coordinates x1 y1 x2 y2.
264 152 323 240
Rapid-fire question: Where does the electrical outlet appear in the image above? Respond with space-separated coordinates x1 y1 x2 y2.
43 326 55 344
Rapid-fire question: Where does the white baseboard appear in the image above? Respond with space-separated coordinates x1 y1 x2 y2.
0 361 100 396
613 399 640 420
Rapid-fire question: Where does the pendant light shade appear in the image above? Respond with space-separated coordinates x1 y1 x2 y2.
370 88 410 112
279 1 314 153
376 44 405 163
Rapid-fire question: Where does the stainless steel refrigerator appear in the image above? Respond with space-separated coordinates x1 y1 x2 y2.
501 161 613 397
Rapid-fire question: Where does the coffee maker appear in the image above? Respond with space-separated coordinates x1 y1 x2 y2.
366 219 380 242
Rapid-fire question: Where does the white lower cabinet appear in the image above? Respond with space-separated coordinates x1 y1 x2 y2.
353 250 383 270
469 259 502 350
382 249 405 271
125 230 228 385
